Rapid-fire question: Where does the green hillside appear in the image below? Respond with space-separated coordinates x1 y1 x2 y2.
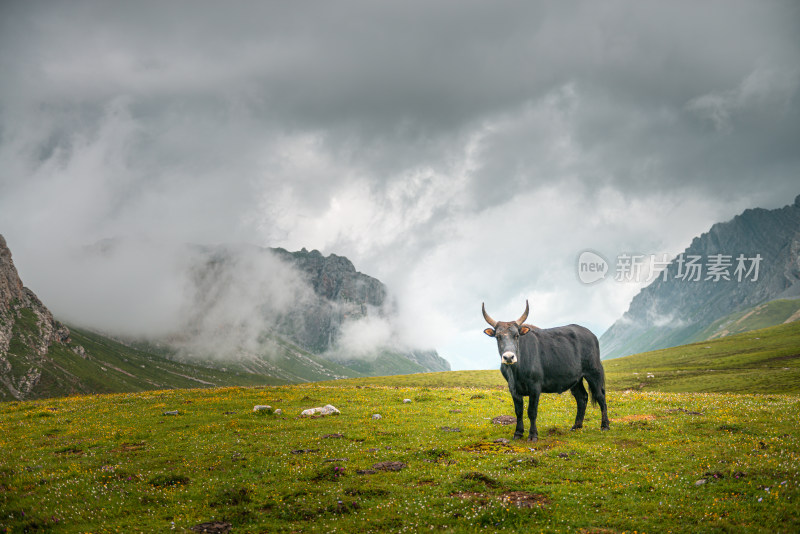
1 324 283 401
603 320 800 394
694 298 800 341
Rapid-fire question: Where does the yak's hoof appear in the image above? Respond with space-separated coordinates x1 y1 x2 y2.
601 424 610 431
570 424 583 431
512 433 524 440
527 435 538 442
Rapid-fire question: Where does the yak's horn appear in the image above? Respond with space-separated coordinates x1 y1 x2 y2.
515 300 530 326
482 302 498 328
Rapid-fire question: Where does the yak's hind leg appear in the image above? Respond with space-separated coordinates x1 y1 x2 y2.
586 371 610 430
570 380 588 430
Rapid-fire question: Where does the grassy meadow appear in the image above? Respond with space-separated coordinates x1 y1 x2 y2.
1 322 799 533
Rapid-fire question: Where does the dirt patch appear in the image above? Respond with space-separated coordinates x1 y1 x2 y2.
461 441 530 454
492 415 517 425
190 521 232 533
322 433 344 439
499 491 550 508
111 442 146 453
372 461 407 472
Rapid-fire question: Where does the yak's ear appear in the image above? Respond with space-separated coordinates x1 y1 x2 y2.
519 325 531 335
483 328 496 337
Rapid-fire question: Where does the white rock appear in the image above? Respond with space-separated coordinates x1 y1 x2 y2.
301 404 340 416
403 399 412 403
274 408 282 415
253 405 272 412
372 414 382 420
320 404 340 415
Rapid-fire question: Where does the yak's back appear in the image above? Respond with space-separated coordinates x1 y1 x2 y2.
526 324 600 365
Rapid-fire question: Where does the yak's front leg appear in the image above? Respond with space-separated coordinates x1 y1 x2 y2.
512 395 525 439
527 392 541 442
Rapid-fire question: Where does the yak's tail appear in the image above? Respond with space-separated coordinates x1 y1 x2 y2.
587 335 605 407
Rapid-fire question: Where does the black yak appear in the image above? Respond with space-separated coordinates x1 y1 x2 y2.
482 300 609 441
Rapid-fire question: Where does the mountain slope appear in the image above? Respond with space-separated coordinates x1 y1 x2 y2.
600 194 800 359
602 320 800 394
695 298 800 341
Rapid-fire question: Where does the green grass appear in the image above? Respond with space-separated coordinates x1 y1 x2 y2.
1 384 798 533
603 321 800 394
2 319 799 532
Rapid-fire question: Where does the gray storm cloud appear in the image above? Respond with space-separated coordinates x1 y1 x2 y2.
1 1 798 369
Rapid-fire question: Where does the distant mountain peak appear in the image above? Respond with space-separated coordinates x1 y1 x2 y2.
600 196 800 359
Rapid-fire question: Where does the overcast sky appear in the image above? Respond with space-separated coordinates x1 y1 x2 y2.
1 1 798 370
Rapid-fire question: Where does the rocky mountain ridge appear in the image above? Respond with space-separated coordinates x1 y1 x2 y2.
600 195 800 359
176 243 449 373
0 235 73 398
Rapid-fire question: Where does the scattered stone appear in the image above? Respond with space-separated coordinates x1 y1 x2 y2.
494 438 510 444
301 405 340 417
372 461 407 472
323 433 344 439
450 409 463 414
223 411 236 415
695 479 707 486
492 415 517 425
372 414 382 420
190 521 232 533
403 399 412 403
253 405 272 412
163 410 179 416
274 408 282 415
558 452 571 459
367 448 379 453
440 426 461 432
324 458 349 463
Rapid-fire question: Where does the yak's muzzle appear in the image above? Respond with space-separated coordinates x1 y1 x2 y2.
502 351 517 365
